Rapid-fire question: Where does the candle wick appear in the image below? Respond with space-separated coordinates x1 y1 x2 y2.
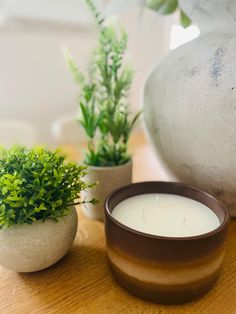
183 217 186 226
142 209 147 222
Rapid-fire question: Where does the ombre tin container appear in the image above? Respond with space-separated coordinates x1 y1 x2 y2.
104 182 229 304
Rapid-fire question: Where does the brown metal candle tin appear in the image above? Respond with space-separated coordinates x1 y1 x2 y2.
104 181 229 304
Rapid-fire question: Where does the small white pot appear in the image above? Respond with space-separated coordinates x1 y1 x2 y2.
0 206 78 272
82 160 132 221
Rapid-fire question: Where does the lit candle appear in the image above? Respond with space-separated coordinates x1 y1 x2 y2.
112 194 220 237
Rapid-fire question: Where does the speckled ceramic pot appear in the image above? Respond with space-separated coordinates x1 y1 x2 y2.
0 206 78 272
82 160 132 221
105 182 229 304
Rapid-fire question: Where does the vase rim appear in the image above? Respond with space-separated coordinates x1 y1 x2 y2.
0 206 76 231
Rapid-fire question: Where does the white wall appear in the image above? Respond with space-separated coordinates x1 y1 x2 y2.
0 7 172 145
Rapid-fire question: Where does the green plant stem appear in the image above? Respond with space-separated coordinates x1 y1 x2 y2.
64 0 141 167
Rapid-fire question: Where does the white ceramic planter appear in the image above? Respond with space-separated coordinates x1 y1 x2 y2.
82 160 132 221
0 206 78 272
143 0 236 216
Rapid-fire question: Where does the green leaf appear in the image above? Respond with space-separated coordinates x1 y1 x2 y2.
146 0 164 11
80 102 89 126
160 0 178 15
0 204 5 211
147 0 178 15
63 48 85 85
180 10 191 28
2 187 8 195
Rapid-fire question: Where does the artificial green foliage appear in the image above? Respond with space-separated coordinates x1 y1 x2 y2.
180 10 191 28
146 0 191 28
64 0 141 167
0 146 96 229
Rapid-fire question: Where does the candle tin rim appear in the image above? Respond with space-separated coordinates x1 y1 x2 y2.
104 181 229 241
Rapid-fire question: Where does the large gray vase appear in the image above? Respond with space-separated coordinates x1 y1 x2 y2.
143 0 236 216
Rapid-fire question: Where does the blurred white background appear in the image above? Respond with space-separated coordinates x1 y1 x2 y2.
0 0 199 146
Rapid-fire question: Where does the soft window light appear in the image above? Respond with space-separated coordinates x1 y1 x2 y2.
170 24 200 50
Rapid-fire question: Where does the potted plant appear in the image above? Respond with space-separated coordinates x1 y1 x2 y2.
0 146 95 272
64 0 141 221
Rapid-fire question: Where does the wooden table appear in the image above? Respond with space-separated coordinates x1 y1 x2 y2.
0 133 236 313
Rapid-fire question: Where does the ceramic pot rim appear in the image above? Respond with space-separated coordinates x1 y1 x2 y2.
104 181 229 241
0 206 76 231
86 159 132 171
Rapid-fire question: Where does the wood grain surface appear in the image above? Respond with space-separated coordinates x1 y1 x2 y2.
0 132 235 314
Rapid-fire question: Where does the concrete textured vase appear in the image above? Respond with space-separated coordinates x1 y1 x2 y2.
143 0 236 216
0 207 78 272
82 160 132 221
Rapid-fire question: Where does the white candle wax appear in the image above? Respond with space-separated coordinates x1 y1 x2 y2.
112 194 220 237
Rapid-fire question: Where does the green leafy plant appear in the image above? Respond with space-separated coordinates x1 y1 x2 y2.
64 0 141 167
146 0 191 28
0 146 96 229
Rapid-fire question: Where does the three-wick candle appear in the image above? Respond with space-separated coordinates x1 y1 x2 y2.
111 193 220 237
105 181 229 304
